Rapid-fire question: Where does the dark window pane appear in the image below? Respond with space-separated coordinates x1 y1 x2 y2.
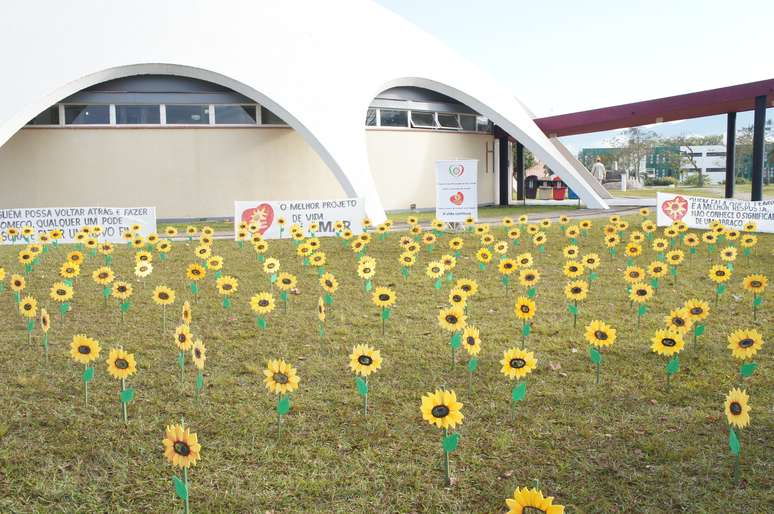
27 106 59 125
460 114 476 131
410 111 435 128
116 105 160 124
215 105 257 124
379 110 407 127
706 151 726 157
476 116 492 132
64 105 109 125
260 106 287 125
166 105 210 124
437 113 461 129
365 108 377 126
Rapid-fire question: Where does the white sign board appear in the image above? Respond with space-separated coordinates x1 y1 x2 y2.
0 206 157 244
436 159 478 222
234 198 365 239
656 192 774 233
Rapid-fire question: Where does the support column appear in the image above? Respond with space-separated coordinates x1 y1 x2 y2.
515 142 525 201
725 112 736 199
751 95 766 201
498 133 510 206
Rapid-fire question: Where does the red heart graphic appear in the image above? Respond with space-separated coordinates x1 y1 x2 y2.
450 192 464 206
241 203 275 234
661 195 689 221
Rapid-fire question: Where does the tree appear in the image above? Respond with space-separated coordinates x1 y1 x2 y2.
608 128 657 182
659 135 723 187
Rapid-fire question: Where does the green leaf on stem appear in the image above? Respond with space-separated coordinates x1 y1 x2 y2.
522 323 531 337
381 308 391 321
120 387 135 403
694 324 705 337
450 332 462 350
442 432 460 453
753 295 763 307
355 377 368 397
511 382 527 401
666 355 679 376
589 347 602 365
467 357 478 373
567 303 578 315
434 278 442 290
717 284 726 295
277 396 290 415
279 291 288 302
637 304 647 317
740 361 757 378
527 287 537 298
196 371 204 391
172 475 189 501
729 428 740 456
82 366 94 383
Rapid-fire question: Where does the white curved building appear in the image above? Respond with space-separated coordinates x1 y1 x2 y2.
0 0 609 221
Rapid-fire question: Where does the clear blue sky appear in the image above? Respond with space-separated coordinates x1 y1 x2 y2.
375 0 773 118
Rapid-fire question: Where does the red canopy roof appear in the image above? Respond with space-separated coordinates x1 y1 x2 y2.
533 79 774 137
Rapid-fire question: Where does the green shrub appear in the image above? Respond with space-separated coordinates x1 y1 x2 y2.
644 176 677 186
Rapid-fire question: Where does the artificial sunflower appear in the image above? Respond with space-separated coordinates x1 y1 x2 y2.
186 263 206 281
724 388 751 428
514 297 536 320
320 273 339 294
629 231 645 244
650 328 684 356
263 258 280 274
532 232 547 246
476 248 493 264
152 285 176 306
162 424 202 468
58 263 80 280
455 278 479 297
399 252 416 267
426 261 444 279
708 264 731 283
112 281 133 300
317 297 325 322
49 281 74 302
191 340 206 370
309 252 326 267
481 233 496 246
663 308 693 334
462 326 481 356
625 243 642 258
420 389 464 430
498 258 517 275
647 261 667 278
562 245 579 259
182 301 192 325
194 244 211 260
742 274 767 294
562 261 585 278
493 241 508 255
250 292 275 315
629 283 654 303
215 276 238 296
175 324 193 351
448 287 467 309
349 344 382 377
579 220 592 230
651 238 668 252
683 299 710 321
583 253 600 269
500 348 537 380
505 486 565 514
518 269 541 287
17 250 33 266
438 307 466 332
564 281 589 302
19 296 38 318
275 272 297 291
740 234 757 248
585 320 616 347
666 250 684 265
134 262 153 278
40 308 50 332
624 266 645 284
66 251 84 265
10 275 26 292
70 334 101 364
720 246 738 262
92 267 115 285
372 287 397 308
106 348 137 379
263 359 300 395
727 329 764 360
207 255 224 271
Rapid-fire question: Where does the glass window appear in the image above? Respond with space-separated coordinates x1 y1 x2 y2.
378 109 408 127
116 105 160 124
459 114 476 131
365 108 377 127
27 106 60 126
260 106 287 125
706 151 726 157
215 105 257 125
437 113 461 129
64 105 110 125
166 105 210 124
410 111 436 129
476 116 492 132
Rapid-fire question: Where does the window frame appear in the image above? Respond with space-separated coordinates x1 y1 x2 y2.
62 103 112 126
409 110 438 129
213 104 259 126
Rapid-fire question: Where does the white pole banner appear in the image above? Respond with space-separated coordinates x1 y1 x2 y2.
656 192 774 233
234 198 364 239
0 206 157 244
436 159 478 222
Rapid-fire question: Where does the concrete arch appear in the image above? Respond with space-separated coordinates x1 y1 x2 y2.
0 62 365 211
373 77 610 209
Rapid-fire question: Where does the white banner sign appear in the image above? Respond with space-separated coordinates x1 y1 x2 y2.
436 159 478 222
0 206 157 244
234 198 364 239
656 192 774 233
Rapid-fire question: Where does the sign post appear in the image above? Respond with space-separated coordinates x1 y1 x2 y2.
435 159 478 223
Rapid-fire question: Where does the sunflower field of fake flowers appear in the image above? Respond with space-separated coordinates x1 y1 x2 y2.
0 210 770 513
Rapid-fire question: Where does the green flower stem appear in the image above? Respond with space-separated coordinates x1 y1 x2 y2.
179 351 185 385
183 466 190 514
595 360 600 385
443 428 451 486
364 377 368 416
121 378 128 425
277 394 284 437
733 451 740 486
84 364 89 404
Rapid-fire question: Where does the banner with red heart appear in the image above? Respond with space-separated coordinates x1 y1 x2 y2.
240 203 274 234
450 192 464 206
661 195 689 221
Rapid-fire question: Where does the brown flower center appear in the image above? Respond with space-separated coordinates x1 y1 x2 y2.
357 355 373 366
738 338 754 348
273 372 288 384
431 405 449 418
173 441 190 456
78 345 91 355
114 358 129 369
510 358 526 368
729 402 742 415
661 338 677 347
594 330 608 340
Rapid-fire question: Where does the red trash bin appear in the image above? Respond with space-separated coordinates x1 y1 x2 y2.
552 177 567 200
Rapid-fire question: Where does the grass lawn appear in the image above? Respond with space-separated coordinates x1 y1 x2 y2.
0 215 771 512
610 184 774 200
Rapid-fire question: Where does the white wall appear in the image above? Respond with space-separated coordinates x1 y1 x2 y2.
0 127 494 218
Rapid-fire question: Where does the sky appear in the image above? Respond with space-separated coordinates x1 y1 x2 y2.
375 0 774 152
